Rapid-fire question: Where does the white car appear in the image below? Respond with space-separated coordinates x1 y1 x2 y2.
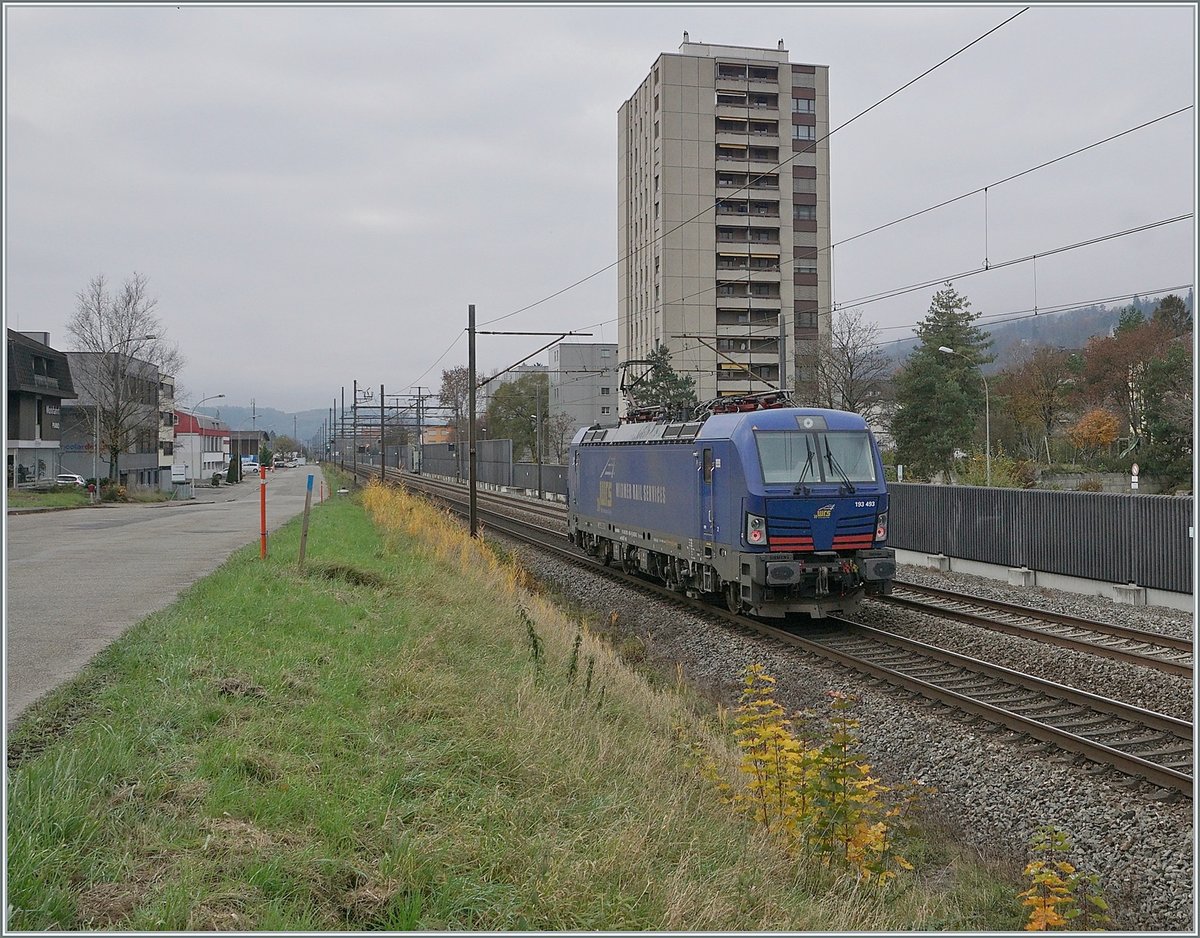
55 473 87 487
242 462 261 476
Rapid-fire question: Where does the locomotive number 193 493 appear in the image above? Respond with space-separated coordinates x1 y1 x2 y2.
855 500 877 508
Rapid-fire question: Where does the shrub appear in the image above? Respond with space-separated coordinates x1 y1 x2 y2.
698 664 923 885
1019 826 1111 930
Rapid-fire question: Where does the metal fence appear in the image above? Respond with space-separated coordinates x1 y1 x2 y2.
513 462 567 496
412 441 514 487
889 483 1193 593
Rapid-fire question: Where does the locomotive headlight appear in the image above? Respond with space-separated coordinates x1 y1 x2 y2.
875 511 888 541
745 513 766 545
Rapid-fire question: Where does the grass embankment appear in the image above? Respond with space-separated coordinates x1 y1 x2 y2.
6 488 90 509
7 472 1021 930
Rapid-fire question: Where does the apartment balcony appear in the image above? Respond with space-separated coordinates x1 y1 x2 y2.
715 200 780 219
717 259 782 274
715 103 779 121
714 284 783 302
716 338 782 356
717 307 782 327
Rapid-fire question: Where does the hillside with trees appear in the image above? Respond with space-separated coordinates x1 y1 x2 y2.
823 286 1192 491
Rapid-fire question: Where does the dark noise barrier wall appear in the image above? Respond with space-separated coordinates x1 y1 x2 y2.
888 483 1193 594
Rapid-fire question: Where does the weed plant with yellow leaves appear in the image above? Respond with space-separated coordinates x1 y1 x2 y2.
696 664 923 885
1019 826 1111 931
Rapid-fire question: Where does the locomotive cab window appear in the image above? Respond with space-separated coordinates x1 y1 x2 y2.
755 430 877 485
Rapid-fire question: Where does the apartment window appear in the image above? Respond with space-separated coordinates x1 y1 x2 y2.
601 406 611 415
654 201 659 219
794 204 816 221
601 386 611 395
654 93 659 111
792 124 816 141
601 348 612 358
792 97 815 113
654 174 659 192
654 120 659 139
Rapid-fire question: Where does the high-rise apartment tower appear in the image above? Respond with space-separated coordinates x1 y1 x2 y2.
617 37 830 409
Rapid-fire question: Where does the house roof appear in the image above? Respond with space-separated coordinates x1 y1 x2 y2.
175 411 230 435
6 329 76 399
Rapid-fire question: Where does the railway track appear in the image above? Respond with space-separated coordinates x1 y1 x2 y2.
374 469 1194 673
881 583 1194 678
346 465 1194 797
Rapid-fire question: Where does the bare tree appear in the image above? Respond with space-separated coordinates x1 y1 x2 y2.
544 411 575 464
813 309 889 424
438 366 475 445
67 273 185 480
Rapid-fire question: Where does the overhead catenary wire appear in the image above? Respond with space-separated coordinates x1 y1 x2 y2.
477 6 1029 329
496 103 1191 357
832 105 1191 252
405 10 1189 395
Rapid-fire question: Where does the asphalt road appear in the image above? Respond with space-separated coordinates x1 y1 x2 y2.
5 468 327 726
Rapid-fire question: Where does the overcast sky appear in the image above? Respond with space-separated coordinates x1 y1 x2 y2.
4 3 1195 415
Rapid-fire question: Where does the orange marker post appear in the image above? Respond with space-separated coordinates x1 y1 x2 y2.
259 465 268 558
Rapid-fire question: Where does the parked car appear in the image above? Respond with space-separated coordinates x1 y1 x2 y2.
242 461 260 476
55 473 87 487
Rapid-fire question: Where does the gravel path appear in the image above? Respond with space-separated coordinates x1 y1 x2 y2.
507 538 1194 932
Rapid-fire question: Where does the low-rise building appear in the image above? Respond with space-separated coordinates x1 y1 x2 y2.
158 375 176 483
174 411 231 482
6 330 76 486
549 342 620 441
62 351 164 489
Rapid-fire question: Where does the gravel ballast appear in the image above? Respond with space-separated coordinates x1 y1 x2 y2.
507 537 1195 932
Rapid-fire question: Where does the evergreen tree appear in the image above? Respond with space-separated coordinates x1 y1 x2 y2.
891 284 993 482
1141 341 1192 492
627 342 698 419
1115 304 1145 334
1151 293 1192 338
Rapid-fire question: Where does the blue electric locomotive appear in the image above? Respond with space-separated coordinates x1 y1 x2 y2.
567 398 896 619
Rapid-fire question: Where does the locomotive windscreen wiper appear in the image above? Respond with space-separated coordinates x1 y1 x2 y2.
793 437 815 494
824 438 856 494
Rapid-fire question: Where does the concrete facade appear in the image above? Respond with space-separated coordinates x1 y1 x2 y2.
173 411 231 482
617 38 831 411
548 342 620 439
157 375 176 488
61 351 164 488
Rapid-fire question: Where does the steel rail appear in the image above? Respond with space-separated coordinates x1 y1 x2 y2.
881 589 1193 678
891 580 1194 653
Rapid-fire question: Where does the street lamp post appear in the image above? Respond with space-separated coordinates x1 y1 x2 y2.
939 346 990 486
192 394 226 482
93 334 156 502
